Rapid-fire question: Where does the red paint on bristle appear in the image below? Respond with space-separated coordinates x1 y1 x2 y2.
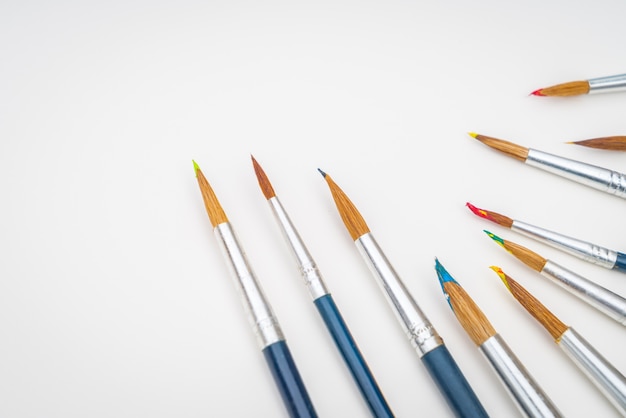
530 88 545 96
466 202 492 221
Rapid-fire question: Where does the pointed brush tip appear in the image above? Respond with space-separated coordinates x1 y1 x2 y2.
317 168 327 178
434 258 455 309
192 159 200 175
466 201 480 214
530 88 545 96
489 266 511 290
484 230 506 246
434 258 458 285
468 132 478 138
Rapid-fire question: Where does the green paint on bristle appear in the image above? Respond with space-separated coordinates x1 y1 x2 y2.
192 160 200 176
484 229 505 248
490 266 510 291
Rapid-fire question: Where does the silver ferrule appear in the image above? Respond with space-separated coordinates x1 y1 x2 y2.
267 196 329 300
480 334 563 418
588 73 626 94
512 220 617 269
526 148 626 199
355 233 443 355
559 328 626 415
214 222 284 349
541 260 626 326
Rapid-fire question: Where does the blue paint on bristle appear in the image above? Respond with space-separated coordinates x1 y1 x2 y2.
434 257 458 310
317 168 327 177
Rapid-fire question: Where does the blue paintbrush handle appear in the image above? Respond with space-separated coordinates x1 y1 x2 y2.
262 340 318 418
614 252 626 272
314 294 394 418
421 344 490 418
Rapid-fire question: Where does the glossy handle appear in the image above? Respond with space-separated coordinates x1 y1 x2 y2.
421 345 490 418
262 340 318 418
315 294 394 418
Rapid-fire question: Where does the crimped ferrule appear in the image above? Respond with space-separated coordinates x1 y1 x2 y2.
559 328 626 414
215 222 284 349
512 220 617 269
541 260 626 326
268 196 329 300
526 148 626 199
588 73 626 94
480 334 562 418
355 233 443 355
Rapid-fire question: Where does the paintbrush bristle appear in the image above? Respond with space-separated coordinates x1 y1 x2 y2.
531 80 590 97
484 230 547 272
468 133 529 162
193 161 229 227
491 266 568 340
567 136 626 151
250 155 276 199
466 202 514 228
435 259 496 346
320 171 370 240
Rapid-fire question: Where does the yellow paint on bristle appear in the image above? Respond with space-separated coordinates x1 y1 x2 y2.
468 132 478 138
192 160 200 176
489 266 510 291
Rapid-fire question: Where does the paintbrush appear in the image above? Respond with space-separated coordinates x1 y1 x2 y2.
251 156 394 418
466 202 626 273
467 133 626 199
492 266 626 414
567 136 626 152
319 169 489 418
484 230 626 326
531 73 626 97
435 259 562 418
193 160 317 418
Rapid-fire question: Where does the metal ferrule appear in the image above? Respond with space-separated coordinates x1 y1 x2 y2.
214 222 285 349
526 148 626 199
541 260 626 326
588 73 626 94
355 233 443 356
268 196 329 300
559 328 626 414
512 220 617 269
480 334 562 418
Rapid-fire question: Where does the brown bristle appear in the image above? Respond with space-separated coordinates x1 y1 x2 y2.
321 173 370 240
250 155 276 199
569 136 626 151
195 165 229 228
537 80 590 97
470 134 529 162
466 202 514 228
503 239 547 272
444 281 497 346
497 269 568 340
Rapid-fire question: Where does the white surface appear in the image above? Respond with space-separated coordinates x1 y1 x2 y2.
1 1 626 417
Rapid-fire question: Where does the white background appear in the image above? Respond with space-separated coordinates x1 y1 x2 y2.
1 1 626 417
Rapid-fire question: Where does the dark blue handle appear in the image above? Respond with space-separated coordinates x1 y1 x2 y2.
314 294 394 418
614 252 626 273
262 340 317 418
421 345 490 418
